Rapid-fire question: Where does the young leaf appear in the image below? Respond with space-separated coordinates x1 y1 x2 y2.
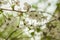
32 4 37 9
36 28 41 32
11 4 15 10
0 9 3 14
31 32 34 36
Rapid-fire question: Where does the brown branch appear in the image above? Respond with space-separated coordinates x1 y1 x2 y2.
0 8 57 18
0 8 26 13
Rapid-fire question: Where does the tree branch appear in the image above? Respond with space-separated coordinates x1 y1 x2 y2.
0 8 57 18
0 8 26 13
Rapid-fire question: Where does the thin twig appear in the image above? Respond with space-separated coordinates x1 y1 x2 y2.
0 8 25 13
39 18 57 27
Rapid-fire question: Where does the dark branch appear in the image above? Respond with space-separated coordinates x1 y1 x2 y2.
0 8 57 18
0 8 26 13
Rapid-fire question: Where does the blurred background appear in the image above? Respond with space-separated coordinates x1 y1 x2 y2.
0 0 60 40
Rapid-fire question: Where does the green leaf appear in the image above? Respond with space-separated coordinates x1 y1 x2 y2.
0 2 2 4
0 9 3 14
1 26 15 38
39 0 42 2
0 14 5 26
0 32 3 37
11 37 19 40
36 28 41 32
39 0 46 2
11 4 15 10
46 36 52 40
56 3 60 10
31 32 34 36
7 13 13 18
10 29 23 38
32 4 38 9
